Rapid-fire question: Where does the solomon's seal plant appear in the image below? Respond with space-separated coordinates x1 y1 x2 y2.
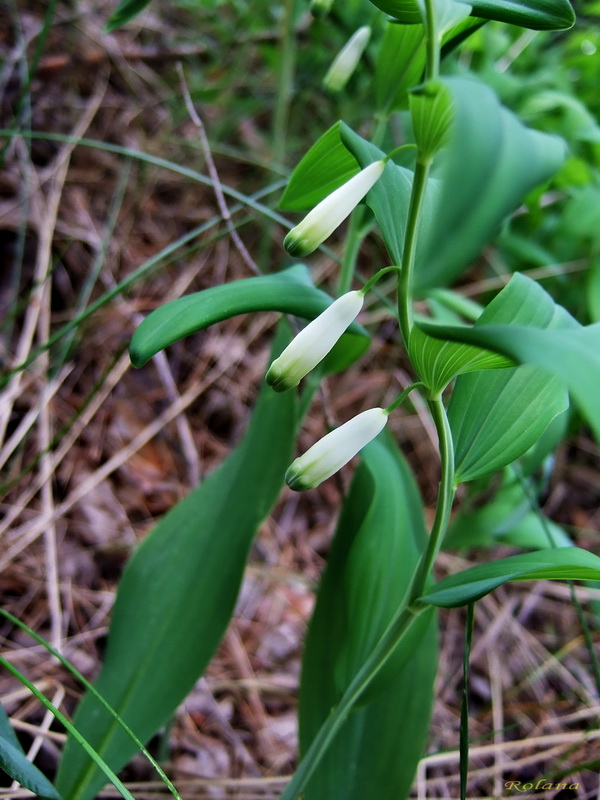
12 1 598 799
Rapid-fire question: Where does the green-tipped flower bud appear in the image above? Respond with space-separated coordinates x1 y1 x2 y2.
286 407 389 491
323 25 371 94
266 290 364 392
284 160 385 257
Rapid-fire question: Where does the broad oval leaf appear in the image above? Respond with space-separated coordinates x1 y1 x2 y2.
454 0 575 30
0 704 62 799
418 278 600 444
375 22 426 114
411 270 554 394
420 548 600 608
280 122 360 212
449 365 568 483
409 326 512 396
299 432 436 800
129 264 370 371
415 77 566 290
437 275 569 482
55 326 297 800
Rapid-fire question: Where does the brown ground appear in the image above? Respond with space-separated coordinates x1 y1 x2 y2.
1 2 599 798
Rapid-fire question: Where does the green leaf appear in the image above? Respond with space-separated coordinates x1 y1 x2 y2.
55 326 297 800
415 77 566 290
434 275 569 482
418 280 600 444
105 0 152 31
449 364 567 483
454 0 575 30
375 22 426 114
441 17 487 59
299 433 436 800
409 80 454 159
420 548 600 608
366 0 422 23
279 123 360 212
410 269 548 395
129 264 369 370
445 477 572 550
0 704 62 799
339 123 439 267
409 325 512 396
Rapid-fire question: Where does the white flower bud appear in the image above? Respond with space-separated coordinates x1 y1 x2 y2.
286 407 389 491
323 26 371 93
266 291 364 392
284 160 385 258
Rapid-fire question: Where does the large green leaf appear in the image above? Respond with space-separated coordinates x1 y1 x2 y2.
55 326 297 800
375 22 426 114
339 123 439 267
443 275 570 483
420 548 600 608
279 122 360 212
129 264 370 372
410 324 511 395
418 281 600 444
449 365 567 483
0 704 61 799
409 270 536 393
370 0 575 30
415 77 566 290
454 0 575 30
299 433 436 800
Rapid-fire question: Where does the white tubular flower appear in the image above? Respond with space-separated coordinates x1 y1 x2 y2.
284 159 385 257
286 408 388 491
266 290 364 392
323 25 371 94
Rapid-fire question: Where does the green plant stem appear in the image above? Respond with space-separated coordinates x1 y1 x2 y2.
272 0 297 169
281 400 454 800
410 396 455 593
279 604 423 800
423 0 440 81
398 157 431 345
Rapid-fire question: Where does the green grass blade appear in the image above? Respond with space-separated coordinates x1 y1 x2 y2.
0 658 134 800
0 701 61 799
460 603 475 800
0 609 181 800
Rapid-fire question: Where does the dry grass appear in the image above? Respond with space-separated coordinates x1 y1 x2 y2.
1 2 599 798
